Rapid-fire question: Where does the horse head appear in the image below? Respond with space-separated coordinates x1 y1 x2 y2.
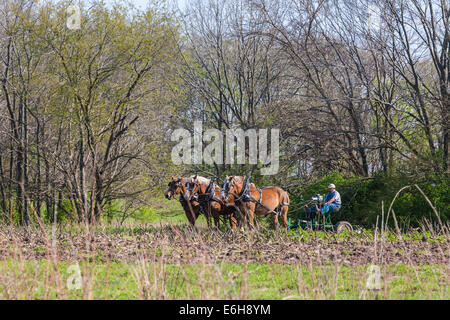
184 175 198 201
165 176 185 200
185 175 212 201
221 176 245 205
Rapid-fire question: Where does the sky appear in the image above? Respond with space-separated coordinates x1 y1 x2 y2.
104 0 188 11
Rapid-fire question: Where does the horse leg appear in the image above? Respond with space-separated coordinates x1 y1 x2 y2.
212 209 220 229
188 215 196 226
204 203 214 229
272 213 280 231
228 208 237 230
240 204 249 231
214 215 220 229
240 211 246 232
184 201 199 227
230 214 237 230
247 204 256 230
237 205 247 231
280 192 290 231
232 205 244 231
280 205 289 230
212 204 221 229
206 211 212 229
184 209 197 226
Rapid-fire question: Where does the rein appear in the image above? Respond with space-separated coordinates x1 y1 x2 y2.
187 179 229 223
225 178 290 216
221 178 229 200
226 178 255 203
168 181 187 203
168 179 197 222
189 180 224 205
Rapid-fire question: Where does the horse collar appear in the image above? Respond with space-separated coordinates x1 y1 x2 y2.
221 178 229 200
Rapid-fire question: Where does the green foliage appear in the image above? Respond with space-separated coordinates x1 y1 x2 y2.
102 198 189 224
102 201 158 223
288 172 449 228
0 259 447 300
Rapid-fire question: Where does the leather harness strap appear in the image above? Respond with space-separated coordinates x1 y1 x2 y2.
201 181 223 205
238 180 289 217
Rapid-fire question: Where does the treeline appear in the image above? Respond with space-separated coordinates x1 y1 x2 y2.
0 0 183 223
289 172 449 227
0 0 448 225
180 0 448 178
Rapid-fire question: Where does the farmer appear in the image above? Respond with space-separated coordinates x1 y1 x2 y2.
322 184 341 215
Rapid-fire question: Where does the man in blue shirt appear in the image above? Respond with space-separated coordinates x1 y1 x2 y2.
322 184 342 215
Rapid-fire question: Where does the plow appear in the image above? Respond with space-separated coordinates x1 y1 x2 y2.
167 175 362 232
287 196 361 233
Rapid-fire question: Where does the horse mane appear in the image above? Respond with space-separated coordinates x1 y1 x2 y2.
232 176 245 182
191 175 211 185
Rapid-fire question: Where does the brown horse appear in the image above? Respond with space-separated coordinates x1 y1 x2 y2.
185 175 238 229
221 176 290 230
164 176 201 226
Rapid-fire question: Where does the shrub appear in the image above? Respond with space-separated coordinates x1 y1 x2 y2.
288 172 449 228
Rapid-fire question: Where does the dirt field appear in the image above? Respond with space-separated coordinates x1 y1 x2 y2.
1 224 448 266
0 223 448 300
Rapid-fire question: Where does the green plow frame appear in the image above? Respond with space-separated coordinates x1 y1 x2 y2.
287 198 357 232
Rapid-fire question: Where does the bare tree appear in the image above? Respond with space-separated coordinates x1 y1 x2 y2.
178 0 288 178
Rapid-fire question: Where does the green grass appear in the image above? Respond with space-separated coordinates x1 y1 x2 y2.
1 202 447 300
103 198 215 227
0 260 447 300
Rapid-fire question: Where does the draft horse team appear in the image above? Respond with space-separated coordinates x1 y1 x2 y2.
165 175 290 230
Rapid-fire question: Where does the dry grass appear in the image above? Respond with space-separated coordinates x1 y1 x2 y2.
0 220 448 300
0 186 448 300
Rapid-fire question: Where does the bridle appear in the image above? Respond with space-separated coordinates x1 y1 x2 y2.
167 179 188 203
222 177 289 216
167 180 181 199
184 179 200 202
187 178 223 205
222 177 249 202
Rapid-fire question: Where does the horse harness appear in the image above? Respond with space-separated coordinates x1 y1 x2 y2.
188 180 233 218
201 181 223 205
232 179 290 217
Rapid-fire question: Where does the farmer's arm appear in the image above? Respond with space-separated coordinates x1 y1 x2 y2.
325 196 336 205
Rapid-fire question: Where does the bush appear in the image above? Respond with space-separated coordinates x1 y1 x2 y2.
102 201 158 224
288 172 449 228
